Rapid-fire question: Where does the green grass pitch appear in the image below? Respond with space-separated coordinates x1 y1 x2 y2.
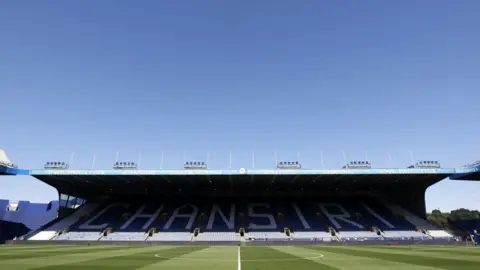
0 244 479 269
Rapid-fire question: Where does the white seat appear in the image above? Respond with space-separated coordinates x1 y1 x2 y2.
383 230 426 238
196 232 240 241
248 232 288 240
102 232 147 241
148 232 192 242
338 231 379 239
56 232 101 241
293 231 332 240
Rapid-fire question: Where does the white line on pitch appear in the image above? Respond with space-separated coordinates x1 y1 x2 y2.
237 246 242 270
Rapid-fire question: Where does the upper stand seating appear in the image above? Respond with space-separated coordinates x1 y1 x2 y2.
357 199 416 231
33 198 451 243
314 200 391 240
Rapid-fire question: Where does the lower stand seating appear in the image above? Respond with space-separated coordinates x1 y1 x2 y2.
248 232 288 241
382 230 427 240
56 232 101 241
196 232 240 242
338 231 382 240
148 232 192 242
102 232 147 241
291 231 333 241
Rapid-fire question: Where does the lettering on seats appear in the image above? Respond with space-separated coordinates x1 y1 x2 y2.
206 204 235 230
163 204 198 230
79 203 129 230
292 203 311 230
120 204 164 230
361 203 395 229
317 203 363 229
247 203 277 230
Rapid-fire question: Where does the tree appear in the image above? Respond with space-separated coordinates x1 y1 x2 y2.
426 208 480 230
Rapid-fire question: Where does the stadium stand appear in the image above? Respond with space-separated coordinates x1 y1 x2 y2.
25 198 454 243
0 199 58 242
0 200 58 231
2 149 478 244
449 219 480 244
28 202 97 240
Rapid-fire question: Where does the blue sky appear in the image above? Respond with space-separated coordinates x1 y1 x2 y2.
0 0 479 211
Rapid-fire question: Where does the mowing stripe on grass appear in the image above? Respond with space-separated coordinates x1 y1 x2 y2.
138 246 237 270
0 245 74 251
284 246 441 270
301 246 442 270
0 245 128 260
369 246 480 256
0 246 164 270
0 245 89 254
333 246 480 262
241 246 340 270
31 246 208 270
313 246 480 270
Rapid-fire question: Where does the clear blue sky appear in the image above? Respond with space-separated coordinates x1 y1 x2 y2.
1 0 479 211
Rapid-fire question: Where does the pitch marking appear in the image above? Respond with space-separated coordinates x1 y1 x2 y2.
237 246 241 270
